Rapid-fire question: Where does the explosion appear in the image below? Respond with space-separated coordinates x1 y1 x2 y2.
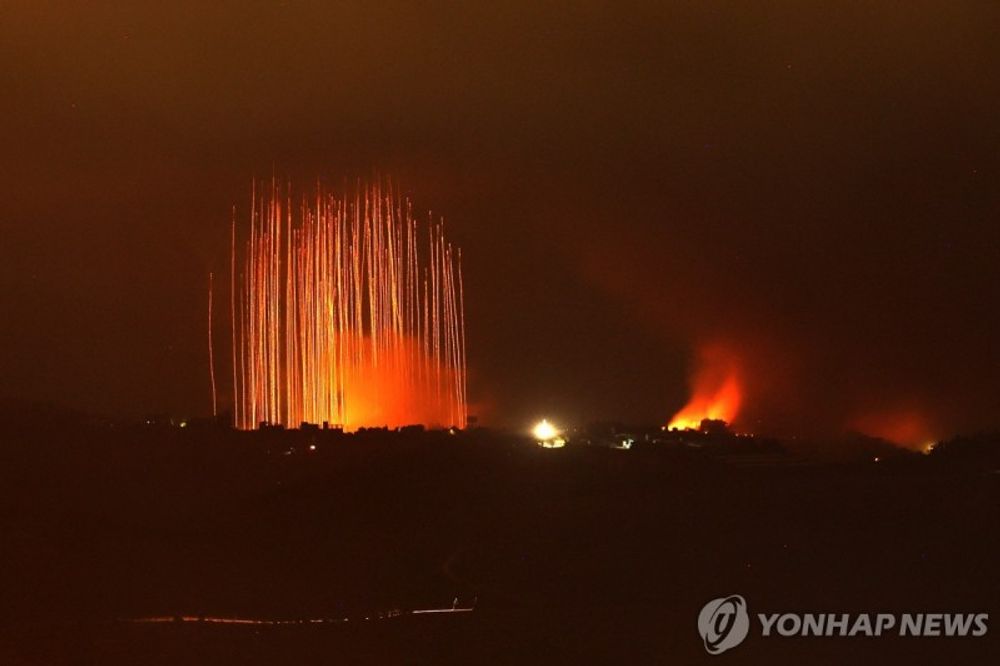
668 344 743 431
532 419 558 441
231 179 467 431
532 419 566 448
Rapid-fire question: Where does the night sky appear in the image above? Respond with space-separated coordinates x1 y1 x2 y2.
2 2 999 441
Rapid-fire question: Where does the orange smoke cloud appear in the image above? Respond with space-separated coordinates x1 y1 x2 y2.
668 344 743 430
849 408 937 450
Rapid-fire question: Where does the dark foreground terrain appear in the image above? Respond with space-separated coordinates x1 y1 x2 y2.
1 417 997 664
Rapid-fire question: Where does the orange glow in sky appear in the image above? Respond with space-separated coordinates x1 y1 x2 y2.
850 409 936 450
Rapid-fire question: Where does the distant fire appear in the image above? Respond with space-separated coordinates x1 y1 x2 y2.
231 180 467 431
668 344 743 430
850 409 936 450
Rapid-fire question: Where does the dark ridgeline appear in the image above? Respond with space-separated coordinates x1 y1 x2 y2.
0 402 997 664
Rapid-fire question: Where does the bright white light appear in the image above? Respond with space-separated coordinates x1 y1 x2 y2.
532 419 558 441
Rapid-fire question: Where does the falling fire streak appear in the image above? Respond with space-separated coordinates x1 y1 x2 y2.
668 344 742 430
208 272 217 418
231 180 467 431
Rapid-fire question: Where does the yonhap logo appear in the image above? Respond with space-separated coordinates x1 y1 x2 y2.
698 595 750 655
697 594 989 655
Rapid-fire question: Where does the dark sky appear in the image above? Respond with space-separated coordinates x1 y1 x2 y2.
2 2 999 441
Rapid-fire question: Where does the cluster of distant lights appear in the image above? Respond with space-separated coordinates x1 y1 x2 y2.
154 415 941 458
660 424 755 437
532 418 749 449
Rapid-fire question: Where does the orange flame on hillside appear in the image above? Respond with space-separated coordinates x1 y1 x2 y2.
668 345 743 430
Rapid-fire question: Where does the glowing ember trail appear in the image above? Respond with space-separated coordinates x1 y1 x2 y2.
231 180 467 431
667 344 742 430
208 272 217 417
